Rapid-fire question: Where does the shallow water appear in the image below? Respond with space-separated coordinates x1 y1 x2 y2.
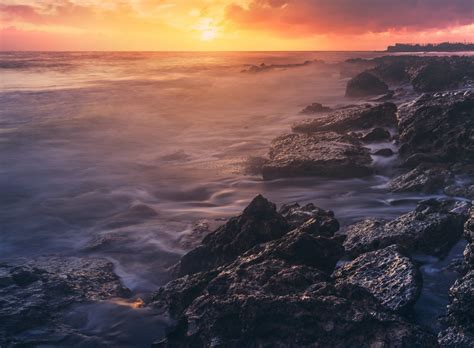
0 51 470 346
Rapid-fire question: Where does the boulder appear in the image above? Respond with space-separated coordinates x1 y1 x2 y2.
278 202 339 232
153 215 436 347
174 195 289 276
0 257 130 344
333 245 422 313
262 132 373 180
389 166 454 194
373 148 395 157
300 102 331 114
346 72 389 97
292 103 397 133
398 91 474 165
343 199 469 257
361 127 391 142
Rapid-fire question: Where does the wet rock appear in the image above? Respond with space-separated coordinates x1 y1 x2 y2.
373 148 395 157
0 257 130 344
292 103 397 133
398 91 474 165
370 60 409 84
262 132 373 180
411 58 473 92
173 195 289 276
278 202 339 232
333 245 422 313
361 127 391 142
464 209 474 272
300 102 331 114
438 326 474 347
346 72 389 97
153 218 435 347
389 166 454 194
343 199 469 257
445 184 474 200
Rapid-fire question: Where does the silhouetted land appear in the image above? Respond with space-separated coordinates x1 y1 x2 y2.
387 42 474 52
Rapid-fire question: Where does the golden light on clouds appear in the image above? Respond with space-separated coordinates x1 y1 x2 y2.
0 0 472 51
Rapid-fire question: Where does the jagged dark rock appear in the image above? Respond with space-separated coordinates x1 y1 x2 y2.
333 245 422 313
346 72 389 97
262 132 373 180
174 195 289 276
389 166 454 194
278 202 339 232
300 102 331 114
398 91 474 165
373 148 395 157
343 199 470 258
0 257 130 345
152 199 436 347
292 103 397 133
361 127 391 142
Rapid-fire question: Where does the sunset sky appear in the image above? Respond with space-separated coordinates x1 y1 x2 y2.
1 0 473 51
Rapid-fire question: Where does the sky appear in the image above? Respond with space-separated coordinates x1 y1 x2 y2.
0 0 473 51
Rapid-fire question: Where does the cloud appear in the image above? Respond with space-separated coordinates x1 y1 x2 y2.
226 0 474 35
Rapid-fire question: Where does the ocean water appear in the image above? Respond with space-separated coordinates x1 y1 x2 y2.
0 51 467 346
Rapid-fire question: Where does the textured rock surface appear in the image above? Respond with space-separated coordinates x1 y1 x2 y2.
389 166 454 194
0 257 130 344
373 148 395 157
174 195 289 276
262 132 373 180
346 72 389 97
278 202 339 232
152 197 436 347
292 103 397 134
398 91 474 165
333 245 422 313
361 127 391 142
343 199 469 257
300 102 331 114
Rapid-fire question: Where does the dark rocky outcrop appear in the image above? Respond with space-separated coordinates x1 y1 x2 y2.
398 90 474 165
292 103 397 134
346 72 389 97
361 127 391 142
389 166 454 194
152 197 436 348
333 245 422 313
300 102 331 114
262 132 373 180
174 195 289 276
0 257 130 344
278 202 339 232
373 148 395 157
343 199 470 258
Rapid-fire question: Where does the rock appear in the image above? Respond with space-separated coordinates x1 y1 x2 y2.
389 166 454 194
333 245 422 313
373 90 395 101
300 102 331 114
370 60 409 84
438 326 474 347
445 184 474 200
292 103 397 133
398 91 474 165
262 132 373 180
464 209 474 272
174 195 289 276
343 199 469 257
153 218 436 347
0 257 130 344
411 58 473 92
373 148 395 157
278 202 339 232
442 271 474 335
345 72 389 97
361 127 391 142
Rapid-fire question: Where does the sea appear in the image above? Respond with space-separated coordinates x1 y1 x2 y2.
0 51 472 346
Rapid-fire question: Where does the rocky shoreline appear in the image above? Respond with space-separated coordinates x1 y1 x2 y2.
151 55 474 347
1 55 473 347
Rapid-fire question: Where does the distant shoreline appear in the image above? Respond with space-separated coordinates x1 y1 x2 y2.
387 42 474 53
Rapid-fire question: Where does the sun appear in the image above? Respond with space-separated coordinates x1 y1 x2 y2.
201 28 218 41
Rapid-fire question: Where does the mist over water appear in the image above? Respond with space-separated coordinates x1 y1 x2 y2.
0 51 464 346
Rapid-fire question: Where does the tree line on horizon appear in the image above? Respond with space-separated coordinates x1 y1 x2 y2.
387 42 474 52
